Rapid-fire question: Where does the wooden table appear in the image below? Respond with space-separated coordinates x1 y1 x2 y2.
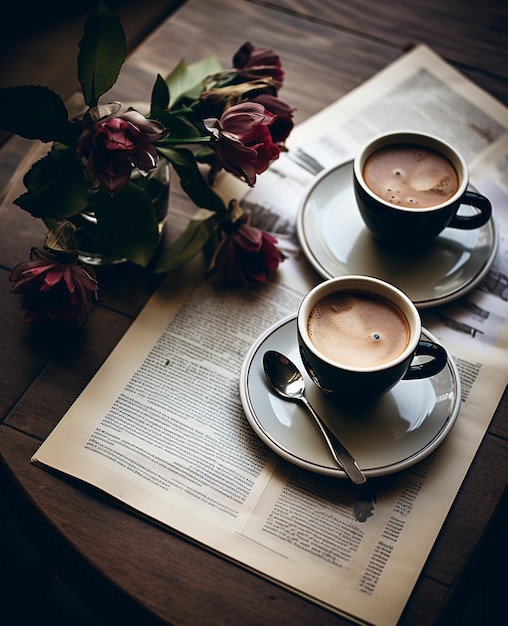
1 1 507 624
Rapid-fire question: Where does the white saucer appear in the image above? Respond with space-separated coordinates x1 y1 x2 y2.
239 315 461 479
297 160 498 308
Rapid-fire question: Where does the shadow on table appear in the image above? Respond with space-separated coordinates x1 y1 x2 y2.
1 488 506 625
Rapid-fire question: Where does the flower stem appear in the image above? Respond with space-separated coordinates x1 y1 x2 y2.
157 136 211 146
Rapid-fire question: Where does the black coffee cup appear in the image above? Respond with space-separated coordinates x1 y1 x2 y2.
297 275 448 398
353 131 492 250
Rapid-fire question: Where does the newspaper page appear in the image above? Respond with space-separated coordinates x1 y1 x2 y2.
32 45 508 626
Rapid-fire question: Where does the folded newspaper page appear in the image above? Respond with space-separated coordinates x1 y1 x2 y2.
32 45 508 626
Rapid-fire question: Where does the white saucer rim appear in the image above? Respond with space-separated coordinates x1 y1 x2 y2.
296 160 499 309
239 314 462 479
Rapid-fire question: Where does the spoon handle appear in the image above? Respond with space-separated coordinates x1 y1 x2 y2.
300 397 366 485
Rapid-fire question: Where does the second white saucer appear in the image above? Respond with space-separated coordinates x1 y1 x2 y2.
297 160 498 308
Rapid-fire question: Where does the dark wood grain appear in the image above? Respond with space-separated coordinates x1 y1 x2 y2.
107 0 403 125
265 0 508 105
0 0 506 625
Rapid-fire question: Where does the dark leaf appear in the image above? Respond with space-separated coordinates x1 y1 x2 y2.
0 86 71 144
202 225 221 264
154 218 214 274
150 74 170 111
157 146 227 216
78 3 127 107
194 146 216 165
14 148 88 218
150 108 201 138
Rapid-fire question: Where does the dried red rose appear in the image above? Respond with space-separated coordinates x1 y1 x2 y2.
208 212 285 285
232 42 284 91
77 103 166 194
10 247 98 327
250 93 294 144
204 102 280 186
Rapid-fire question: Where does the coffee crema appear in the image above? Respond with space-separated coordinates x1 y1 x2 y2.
363 143 459 208
307 291 410 368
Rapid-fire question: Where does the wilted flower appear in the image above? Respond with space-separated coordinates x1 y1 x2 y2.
10 247 98 327
77 103 167 194
250 94 294 144
233 42 284 91
204 102 280 186
207 208 285 285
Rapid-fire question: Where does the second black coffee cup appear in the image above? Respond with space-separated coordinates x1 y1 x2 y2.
353 131 492 249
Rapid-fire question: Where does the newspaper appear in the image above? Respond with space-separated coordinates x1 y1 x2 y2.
32 45 508 626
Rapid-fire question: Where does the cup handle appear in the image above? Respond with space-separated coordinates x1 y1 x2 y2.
403 340 448 380
448 191 492 230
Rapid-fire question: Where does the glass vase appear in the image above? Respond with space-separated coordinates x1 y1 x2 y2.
74 159 170 266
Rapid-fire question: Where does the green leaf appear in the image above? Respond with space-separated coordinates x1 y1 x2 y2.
0 86 72 144
78 3 127 107
14 148 88 218
154 218 214 274
202 225 221 264
194 146 216 165
166 55 223 108
149 108 201 138
157 146 227 216
150 74 170 111
93 182 160 267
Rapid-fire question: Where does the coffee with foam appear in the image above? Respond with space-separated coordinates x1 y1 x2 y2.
307 291 410 368
363 143 459 208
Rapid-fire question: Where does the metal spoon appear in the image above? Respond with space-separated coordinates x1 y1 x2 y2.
263 350 366 485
